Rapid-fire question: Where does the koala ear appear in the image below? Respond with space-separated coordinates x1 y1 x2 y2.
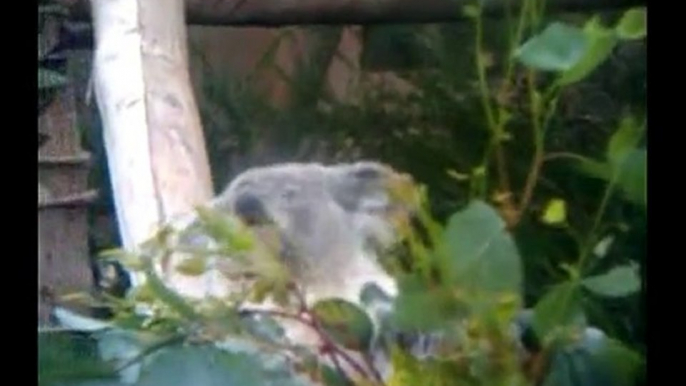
329 162 395 213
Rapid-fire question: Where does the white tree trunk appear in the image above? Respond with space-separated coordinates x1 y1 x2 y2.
90 0 214 251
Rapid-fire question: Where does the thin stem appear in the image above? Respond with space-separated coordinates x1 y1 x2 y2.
473 9 513 202
246 285 379 384
542 152 588 163
515 78 560 226
513 71 543 225
475 15 496 131
363 351 386 385
577 178 617 274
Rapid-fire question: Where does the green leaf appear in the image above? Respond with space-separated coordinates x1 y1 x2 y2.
195 206 255 252
39 330 118 385
38 68 68 89
541 198 567 225
175 255 208 276
591 337 644 386
533 281 584 340
572 157 612 181
582 264 641 297
462 5 480 18
134 345 290 386
311 298 374 351
393 275 466 331
616 149 646 207
96 329 148 384
441 200 523 296
143 267 200 320
615 8 647 40
607 116 644 167
558 17 618 86
542 330 643 386
515 22 588 72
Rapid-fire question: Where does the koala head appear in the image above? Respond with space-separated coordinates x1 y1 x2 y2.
161 161 416 309
212 161 414 302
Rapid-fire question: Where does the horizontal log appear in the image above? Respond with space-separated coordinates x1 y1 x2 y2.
62 0 644 27
39 189 99 209
38 152 92 166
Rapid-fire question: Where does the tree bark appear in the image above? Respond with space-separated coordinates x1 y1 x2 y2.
69 0 644 27
90 0 214 250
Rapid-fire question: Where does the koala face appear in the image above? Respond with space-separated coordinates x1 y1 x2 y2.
210 162 410 301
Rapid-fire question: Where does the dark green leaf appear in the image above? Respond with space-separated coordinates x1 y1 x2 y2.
558 17 618 86
542 348 610 386
542 329 643 386
39 330 118 386
96 329 148 384
393 275 466 330
515 22 588 72
541 350 577 386
582 264 641 297
311 298 374 351
607 116 644 167
572 157 612 181
441 200 523 295
616 149 646 207
615 8 647 40
134 344 305 386
533 281 583 340
591 337 644 386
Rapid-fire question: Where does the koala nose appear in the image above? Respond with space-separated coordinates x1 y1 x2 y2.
233 193 269 225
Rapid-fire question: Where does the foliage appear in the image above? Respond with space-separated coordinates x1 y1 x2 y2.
41 1 646 386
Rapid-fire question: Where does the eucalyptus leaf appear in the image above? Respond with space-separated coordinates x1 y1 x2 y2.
393 275 465 331
515 22 588 72
134 345 280 386
533 281 584 340
175 255 208 276
97 329 147 384
616 149 646 207
607 116 644 167
541 198 567 225
615 8 647 40
39 331 118 386
441 200 523 296
311 298 374 351
542 329 642 386
572 157 611 181
582 264 641 298
558 17 618 86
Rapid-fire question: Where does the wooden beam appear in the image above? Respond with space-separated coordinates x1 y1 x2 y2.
38 189 99 210
62 0 644 27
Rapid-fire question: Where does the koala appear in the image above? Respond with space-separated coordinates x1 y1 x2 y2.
149 161 415 361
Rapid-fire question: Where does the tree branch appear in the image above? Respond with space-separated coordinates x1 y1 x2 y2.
62 0 644 27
